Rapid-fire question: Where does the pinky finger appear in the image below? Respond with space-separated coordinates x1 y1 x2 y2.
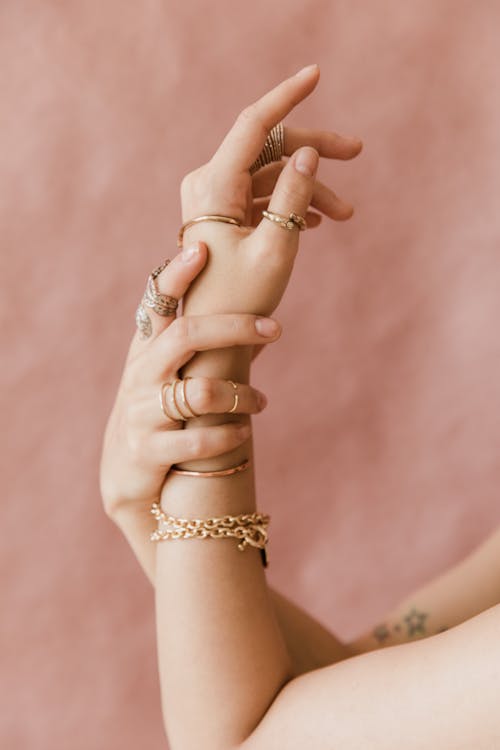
250 200 322 228
151 422 251 466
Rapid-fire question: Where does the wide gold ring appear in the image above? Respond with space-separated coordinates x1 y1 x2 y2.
249 122 285 175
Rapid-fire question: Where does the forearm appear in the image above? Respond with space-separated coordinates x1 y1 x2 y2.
349 525 500 653
155 430 292 750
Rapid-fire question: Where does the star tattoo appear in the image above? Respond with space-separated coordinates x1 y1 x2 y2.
404 607 428 637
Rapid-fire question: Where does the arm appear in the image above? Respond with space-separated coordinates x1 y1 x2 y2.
153 77 337 746
239 603 500 750
153 67 500 749
349 524 500 653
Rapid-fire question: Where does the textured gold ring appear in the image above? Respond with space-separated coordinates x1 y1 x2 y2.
262 210 307 231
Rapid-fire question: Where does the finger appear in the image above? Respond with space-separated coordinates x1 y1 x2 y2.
150 422 251 466
133 242 208 344
252 146 319 254
148 314 282 377
284 126 362 161
250 199 322 228
211 64 321 175
252 162 353 220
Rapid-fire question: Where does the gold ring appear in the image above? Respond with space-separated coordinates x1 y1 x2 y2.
227 380 239 414
171 379 188 421
262 209 307 231
159 382 182 423
180 377 201 418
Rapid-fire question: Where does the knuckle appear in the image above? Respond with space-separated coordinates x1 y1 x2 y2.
180 172 194 193
180 165 211 202
187 430 207 457
237 105 268 138
193 377 216 413
280 181 305 206
124 399 141 428
221 424 240 448
170 316 191 341
237 104 255 124
126 430 144 460
228 315 244 335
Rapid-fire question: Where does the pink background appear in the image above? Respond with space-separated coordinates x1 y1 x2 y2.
2 1 500 747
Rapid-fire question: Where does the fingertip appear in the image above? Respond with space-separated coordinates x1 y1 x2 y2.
256 391 268 411
352 138 363 155
340 204 355 220
294 63 320 79
255 317 281 338
294 146 319 177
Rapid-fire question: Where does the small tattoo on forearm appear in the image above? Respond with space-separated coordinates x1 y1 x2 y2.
372 606 429 644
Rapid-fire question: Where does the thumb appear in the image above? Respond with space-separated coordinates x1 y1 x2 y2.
251 146 319 254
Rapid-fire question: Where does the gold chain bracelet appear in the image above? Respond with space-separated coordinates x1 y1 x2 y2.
150 503 270 567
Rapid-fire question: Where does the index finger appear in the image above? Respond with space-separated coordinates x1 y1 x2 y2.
210 64 321 175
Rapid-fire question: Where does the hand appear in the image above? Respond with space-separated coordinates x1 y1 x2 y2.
178 64 362 319
99 242 281 525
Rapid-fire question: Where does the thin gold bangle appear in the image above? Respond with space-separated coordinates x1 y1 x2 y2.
170 459 250 477
177 215 242 248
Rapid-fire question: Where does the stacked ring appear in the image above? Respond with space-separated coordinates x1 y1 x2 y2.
180 377 201 418
159 378 241 422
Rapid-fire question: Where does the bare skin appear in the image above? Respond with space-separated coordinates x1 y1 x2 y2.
102 65 500 749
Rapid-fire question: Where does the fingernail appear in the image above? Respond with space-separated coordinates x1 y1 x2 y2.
294 147 319 177
257 392 268 410
295 64 319 77
182 243 200 262
238 424 251 439
255 318 280 337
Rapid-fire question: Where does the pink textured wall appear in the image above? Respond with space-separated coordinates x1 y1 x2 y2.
2 1 500 747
